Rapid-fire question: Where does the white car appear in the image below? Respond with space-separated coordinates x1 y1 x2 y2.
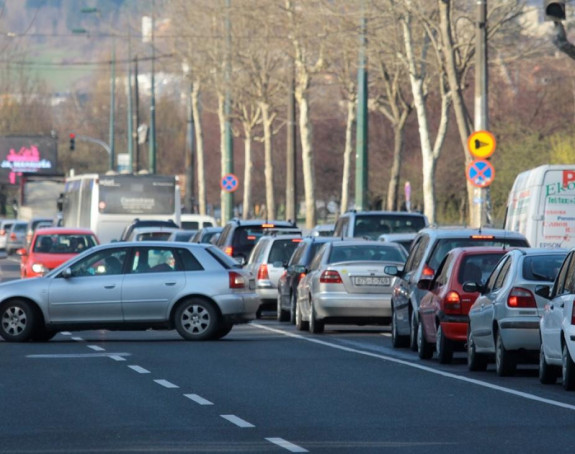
539 248 575 389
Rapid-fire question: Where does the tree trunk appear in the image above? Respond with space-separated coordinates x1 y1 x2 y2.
191 80 206 216
340 96 356 217
260 102 276 219
386 111 408 211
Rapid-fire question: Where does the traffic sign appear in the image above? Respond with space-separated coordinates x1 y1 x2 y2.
221 173 239 192
467 159 495 188
468 130 496 159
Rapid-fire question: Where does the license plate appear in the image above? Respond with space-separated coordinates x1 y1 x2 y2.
353 276 390 286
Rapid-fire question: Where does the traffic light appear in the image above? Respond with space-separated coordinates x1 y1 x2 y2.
69 133 75 151
544 0 566 21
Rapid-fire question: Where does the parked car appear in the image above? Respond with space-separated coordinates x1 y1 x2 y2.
180 214 217 231
0 219 16 252
385 227 530 351
277 236 341 323
25 217 54 246
466 248 567 376
191 227 223 244
311 223 335 237
333 210 428 240
119 218 180 242
378 233 417 254
416 247 508 363
539 248 575 389
126 226 180 242
166 229 197 242
296 240 407 333
245 234 303 317
6 221 28 255
215 219 298 264
19 227 99 278
0 242 259 342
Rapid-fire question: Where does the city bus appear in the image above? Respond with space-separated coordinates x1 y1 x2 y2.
61 173 181 243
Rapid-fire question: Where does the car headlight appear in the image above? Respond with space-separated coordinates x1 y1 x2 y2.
32 263 47 274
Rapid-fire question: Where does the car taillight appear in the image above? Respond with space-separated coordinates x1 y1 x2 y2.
257 264 269 280
507 287 536 308
443 291 461 314
224 246 233 256
422 265 434 277
299 272 306 281
571 301 575 325
229 271 246 289
0 229 5 236
10 233 16 240
320 270 342 284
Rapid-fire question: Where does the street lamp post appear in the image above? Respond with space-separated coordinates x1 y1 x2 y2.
182 61 196 213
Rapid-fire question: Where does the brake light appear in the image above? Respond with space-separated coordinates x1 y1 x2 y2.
507 287 536 308
298 272 306 282
422 264 434 277
571 301 575 325
10 233 16 240
0 229 5 236
470 235 495 240
229 271 246 289
224 246 233 256
262 223 275 228
320 270 342 284
292 238 302 243
444 291 461 314
257 264 269 280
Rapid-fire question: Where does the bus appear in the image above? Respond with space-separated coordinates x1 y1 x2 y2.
61 173 181 243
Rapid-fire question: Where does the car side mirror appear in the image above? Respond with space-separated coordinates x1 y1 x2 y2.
462 281 481 293
535 285 551 299
61 268 73 279
384 265 400 276
417 278 434 290
237 256 246 266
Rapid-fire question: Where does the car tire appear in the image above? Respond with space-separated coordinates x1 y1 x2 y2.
174 298 219 341
277 294 289 322
214 321 234 340
539 344 559 385
417 320 433 359
409 310 418 352
295 299 309 331
436 324 454 364
562 343 575 391
0 299 37 342
391 310 409 348
309 303 324 334
467 331 488 372
495 331 516 377
289 293 297 325
31 327 57 342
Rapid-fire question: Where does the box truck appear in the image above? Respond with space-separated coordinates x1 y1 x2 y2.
504 165 575 248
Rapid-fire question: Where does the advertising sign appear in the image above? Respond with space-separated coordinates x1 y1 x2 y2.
0 135 58 184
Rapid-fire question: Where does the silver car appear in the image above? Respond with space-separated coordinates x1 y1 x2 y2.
0 242 259 342
6 221 28 255
466 248 567 376
296 240 407 334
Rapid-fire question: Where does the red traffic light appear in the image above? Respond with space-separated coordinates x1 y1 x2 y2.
69 133 76 139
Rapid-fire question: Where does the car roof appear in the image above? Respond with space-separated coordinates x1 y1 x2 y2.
340 210 426 217
416 226 528 239
32 227 97 236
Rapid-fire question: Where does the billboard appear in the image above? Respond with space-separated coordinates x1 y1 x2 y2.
0 135 58 184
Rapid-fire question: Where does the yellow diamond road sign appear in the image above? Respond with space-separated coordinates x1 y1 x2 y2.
468 130 496 159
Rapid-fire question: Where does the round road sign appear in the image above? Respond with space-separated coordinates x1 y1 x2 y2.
221 173 239 192
466 159 495 188
468 130 496 159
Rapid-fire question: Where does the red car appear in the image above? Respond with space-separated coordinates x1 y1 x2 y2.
417 247 507 363
19 227 99 278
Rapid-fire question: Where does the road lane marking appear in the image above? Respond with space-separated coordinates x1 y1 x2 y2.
109 355 126 361
154 379 179 389
221 415 255 428
128 365 150 374
252 323 575 412
61 332 72 335
266 438 308 453
87 345 105 352
71 336 84 342
184 393 214 405
27 353 130 359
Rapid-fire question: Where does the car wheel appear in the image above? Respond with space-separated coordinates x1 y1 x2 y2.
409 311 418 352
495 331 516 377
295 299 309 331
309 303 324 334
436 324 453 364
391 310 409 348
417 320 433 359
467 331 488 372
214 321 234 340
289 293 297 325
277 294 289 322
174 298 219 341
31 327 57 342
539 344 559 385
562 343 575 391
0 299 36 342
255 306 263 319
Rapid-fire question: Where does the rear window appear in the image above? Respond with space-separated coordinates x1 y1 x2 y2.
205 245 241 269
427 238 528 272
268 239 301 264
522 254 567 282
353 214 426 239
457 253 505 285
137 232 172 241
329 244 407 263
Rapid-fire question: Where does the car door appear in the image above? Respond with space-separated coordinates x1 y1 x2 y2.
419 254 453 340
121 246 187 322
48 247 127 323
542 252 573 362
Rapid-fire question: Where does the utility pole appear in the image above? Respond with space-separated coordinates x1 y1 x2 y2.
355 0 368 211
109 40 116 172
222 0 234 223
149 0 157 174
182 61 195 213
127 31 133 172
134 55 140 173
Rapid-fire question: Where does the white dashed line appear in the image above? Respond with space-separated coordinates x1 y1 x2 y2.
220 415 255 428
60 332 72 336
154 379 179 389
71 337 84 342
266 438 308 453
128 365 150 374
109 355 127 362
87 345 105 352
184 393 214 405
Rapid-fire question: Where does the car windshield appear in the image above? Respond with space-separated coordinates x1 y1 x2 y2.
353 214 426 239
33 234 97 254
328 244 406 263
522 254 567 282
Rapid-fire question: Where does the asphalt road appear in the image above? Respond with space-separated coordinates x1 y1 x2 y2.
2 258 575 453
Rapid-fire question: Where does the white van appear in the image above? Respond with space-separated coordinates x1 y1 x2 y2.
504 164 575 248
180 214 218 231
